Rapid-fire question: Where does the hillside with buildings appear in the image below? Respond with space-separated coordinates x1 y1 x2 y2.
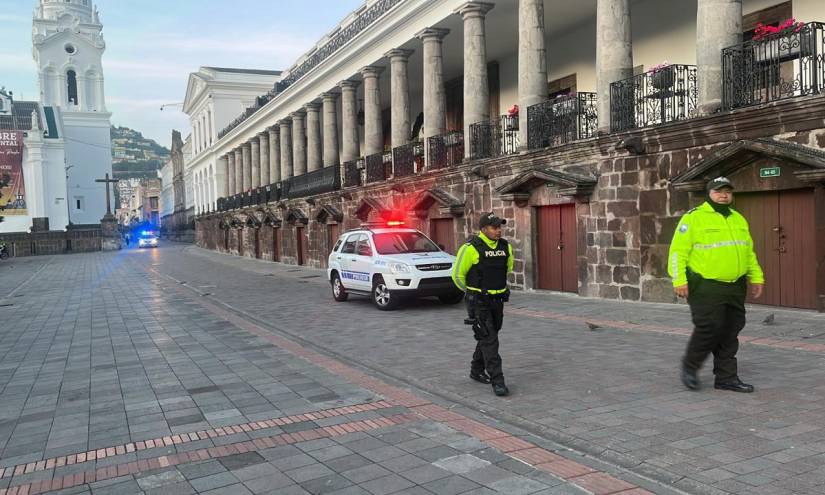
111 125 169 179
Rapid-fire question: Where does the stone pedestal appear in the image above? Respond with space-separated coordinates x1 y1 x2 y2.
100 214 121 251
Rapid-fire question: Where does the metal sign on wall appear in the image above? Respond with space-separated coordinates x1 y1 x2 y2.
0 131 27 215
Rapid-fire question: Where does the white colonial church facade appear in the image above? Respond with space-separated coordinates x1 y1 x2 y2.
0 0 112 233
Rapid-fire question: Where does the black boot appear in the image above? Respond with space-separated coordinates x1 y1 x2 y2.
681 366 700 390
492 383 509 397
469 371 491 384
714 377 754 393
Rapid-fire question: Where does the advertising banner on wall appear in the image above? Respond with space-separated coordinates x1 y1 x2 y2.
0 131 27 215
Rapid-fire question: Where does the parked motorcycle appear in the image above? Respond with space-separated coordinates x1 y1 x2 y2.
0 243 9 260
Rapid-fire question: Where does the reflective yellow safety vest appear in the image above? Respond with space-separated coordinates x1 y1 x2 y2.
668 202 765 287
452 232 514 295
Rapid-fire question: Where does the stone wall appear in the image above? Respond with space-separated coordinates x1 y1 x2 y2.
197 95 825 310
0 227 103 257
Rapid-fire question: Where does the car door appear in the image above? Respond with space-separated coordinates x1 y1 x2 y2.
336 233 359 288
347 234 374 291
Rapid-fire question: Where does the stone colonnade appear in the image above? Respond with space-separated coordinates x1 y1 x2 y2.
213 0 742 202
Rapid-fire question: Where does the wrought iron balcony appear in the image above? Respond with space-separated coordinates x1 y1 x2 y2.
285 166 341 199
469 115 520 159
365 151 393 183
427 131 464 170
392 141 424 178
526 93 598 150
722 22 824 110
610 65 697 132
343 159 362 187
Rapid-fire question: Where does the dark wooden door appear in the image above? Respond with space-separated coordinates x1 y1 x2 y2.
254 229 261 259
237 229 244 256
272 228 280 262
430 218 456 254
325 224 340 268
224 229 229 251
536 204 578 293
735 188 816 309
296 226 307 265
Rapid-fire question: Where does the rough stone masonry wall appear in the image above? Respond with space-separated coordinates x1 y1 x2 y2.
197 95 825 304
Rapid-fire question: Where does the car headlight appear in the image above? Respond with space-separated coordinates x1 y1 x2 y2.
388 262 410 274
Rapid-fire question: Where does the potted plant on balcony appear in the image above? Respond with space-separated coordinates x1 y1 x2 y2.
650 62 675 91
752 19 809 64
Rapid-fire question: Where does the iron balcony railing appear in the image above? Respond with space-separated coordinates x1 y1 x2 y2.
285 166 341 199
365 151 393 183
343 159 362 187
469 115 520 159
526 93 598 150
427 131 464 170
722 22 824 110
610 65 697 133
392 141 424 178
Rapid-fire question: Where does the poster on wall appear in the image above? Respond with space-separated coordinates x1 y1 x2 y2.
0 131 27 215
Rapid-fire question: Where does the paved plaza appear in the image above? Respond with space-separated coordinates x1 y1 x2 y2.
0 245 823 494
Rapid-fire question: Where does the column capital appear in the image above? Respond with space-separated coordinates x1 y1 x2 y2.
290 110 306 120
278 118 292 126
384 48 415 61
304 101 322 112
416 27 450 42
258 130 269 138
320 92 338 102
455 1 494 18
360 66 385 79
339 79 360 91
242 141 252 148
267 126 279 135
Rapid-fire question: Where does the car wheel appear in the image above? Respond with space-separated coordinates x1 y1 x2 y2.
372 276 398 311
438 292 464 305
331 273 348 302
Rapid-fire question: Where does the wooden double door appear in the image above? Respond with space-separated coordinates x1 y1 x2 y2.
430 218 456 254
734 188 817 309
535 204 578 293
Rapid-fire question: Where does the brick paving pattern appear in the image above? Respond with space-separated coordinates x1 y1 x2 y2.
0 249 670 495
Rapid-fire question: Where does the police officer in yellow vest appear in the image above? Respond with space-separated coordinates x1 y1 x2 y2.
668 177 765 393
452 212 514 397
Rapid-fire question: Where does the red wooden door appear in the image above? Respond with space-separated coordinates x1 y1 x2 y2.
272 228 280 262
327 224 340 256
430 218 456 254
296 226 307 265
536 204 578 293
255 229 261 259
734 189 816 309
237 229 244 256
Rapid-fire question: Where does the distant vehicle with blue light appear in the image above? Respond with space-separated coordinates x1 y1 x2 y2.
138 232 158 248
327 221 463 310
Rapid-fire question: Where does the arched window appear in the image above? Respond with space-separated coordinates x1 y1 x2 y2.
66 70 78 105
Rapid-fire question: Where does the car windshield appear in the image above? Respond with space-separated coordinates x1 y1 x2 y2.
373 232 440 254
140 235 156 239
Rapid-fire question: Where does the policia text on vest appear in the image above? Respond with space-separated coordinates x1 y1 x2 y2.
452 213 514 397
668 178 764 394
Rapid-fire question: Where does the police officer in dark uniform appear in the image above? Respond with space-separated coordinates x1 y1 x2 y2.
452 213 514 396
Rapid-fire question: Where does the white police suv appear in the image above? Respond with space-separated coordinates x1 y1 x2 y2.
327 222 464 310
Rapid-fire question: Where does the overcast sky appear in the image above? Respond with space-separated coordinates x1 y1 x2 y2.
0 0 364 147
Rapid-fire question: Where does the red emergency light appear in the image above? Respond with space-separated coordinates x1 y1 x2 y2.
386 220 405 227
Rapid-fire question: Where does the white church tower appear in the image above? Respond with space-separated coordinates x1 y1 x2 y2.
32 0 113 225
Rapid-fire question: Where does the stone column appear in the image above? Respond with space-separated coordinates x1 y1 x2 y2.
242 143 252 192
457 2 494 157
218 155 229 198
385 49 414 149
339 80 360 162
697 0 742 113
361 66 384 157
321 93 340 167
227 152 236 196
268 127 281 182
233 149 243 194
259 132 270 186
305 102 322 173
596 0 634 133
518 0 548 147
279 119 293 179
250 138 261 189
291 111 307 176
417 28 450 141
